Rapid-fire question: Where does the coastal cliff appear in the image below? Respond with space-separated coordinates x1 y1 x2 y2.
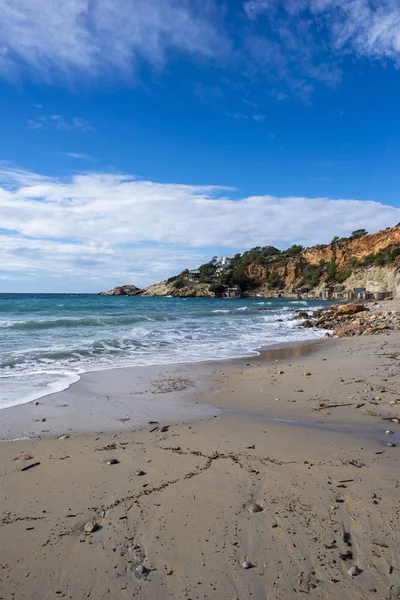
100 224 400 298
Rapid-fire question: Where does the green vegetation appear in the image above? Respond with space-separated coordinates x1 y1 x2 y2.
240 246 281 265
267 271 284 289
299 262 327 288
221 263 259 291
209 283 225 296
361 245 400 267
172 276 186 289
350 228 368 239
285 244 304 255
198 259 217 282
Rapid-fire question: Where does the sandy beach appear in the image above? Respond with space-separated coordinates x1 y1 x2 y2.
1 332 399 600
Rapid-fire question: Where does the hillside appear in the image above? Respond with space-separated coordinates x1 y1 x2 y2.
101 224 400 299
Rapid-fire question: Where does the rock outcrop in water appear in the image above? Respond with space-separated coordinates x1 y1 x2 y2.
99 285 141 296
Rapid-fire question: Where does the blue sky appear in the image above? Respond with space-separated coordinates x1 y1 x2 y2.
1 0 400 292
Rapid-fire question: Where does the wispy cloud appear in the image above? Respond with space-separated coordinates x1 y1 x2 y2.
1 166 399 290
0 0 229 82
243 0 400 65
0 0 398 100
65 153 93 161
228 112 266 122
27 115 93 132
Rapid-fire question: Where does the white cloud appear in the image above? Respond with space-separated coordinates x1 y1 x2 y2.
1 166 399 291
0 234 209 292
0 0 229 82
27 115 93 131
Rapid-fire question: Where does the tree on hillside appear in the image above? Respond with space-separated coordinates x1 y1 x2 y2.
286 244 304 255
351 229 368 239
267 271 284 289
327 259 337 281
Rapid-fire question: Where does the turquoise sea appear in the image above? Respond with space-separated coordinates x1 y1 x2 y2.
0 294 327 409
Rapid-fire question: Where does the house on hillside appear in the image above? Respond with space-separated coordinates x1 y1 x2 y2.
319 287 333 299
332 285 345 299
187 269 201 282
375 291 392 300
354 287 366 299
343 290 354 300
215 257 231 277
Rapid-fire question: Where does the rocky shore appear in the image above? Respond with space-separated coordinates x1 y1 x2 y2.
299 300 400 338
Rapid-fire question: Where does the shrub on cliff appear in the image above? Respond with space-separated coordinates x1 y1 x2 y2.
362 245 400 267
299 263 327 288
267 270 284 289
172 277 186 289
210 284 225 297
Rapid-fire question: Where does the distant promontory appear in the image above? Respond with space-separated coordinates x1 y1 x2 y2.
100 224 400 300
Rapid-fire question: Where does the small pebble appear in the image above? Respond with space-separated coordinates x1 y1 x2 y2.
278 370 284 375
242 560 253 569
303 372 312 376
387 442 396 447
247 503 263 514
135 470 146 476
385 430 394 435
33 401 40 406
106 458 120 465
58 435 70 440
348 565 361 577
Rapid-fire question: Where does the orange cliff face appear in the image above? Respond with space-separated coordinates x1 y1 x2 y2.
303 225 400 269
247 260 306 288
244 225 400 293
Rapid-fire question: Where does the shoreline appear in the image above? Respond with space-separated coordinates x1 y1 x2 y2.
0 295 328 412
0 337 329 442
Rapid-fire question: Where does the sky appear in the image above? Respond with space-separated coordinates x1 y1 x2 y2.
0 0 400 293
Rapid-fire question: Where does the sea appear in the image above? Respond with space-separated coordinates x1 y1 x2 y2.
0 294 328 410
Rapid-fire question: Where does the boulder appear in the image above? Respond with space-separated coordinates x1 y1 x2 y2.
334 303 367 316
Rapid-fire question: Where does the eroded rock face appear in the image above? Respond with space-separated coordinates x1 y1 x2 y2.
140 281 215 298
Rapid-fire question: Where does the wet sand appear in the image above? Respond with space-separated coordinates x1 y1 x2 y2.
0 333 399 599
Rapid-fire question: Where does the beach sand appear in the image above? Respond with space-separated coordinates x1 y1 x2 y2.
1 333 399 599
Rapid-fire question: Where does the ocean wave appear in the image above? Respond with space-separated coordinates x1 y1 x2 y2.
0 296 328 409
0 314 162 331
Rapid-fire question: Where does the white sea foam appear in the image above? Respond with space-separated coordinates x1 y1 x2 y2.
0 296 327 410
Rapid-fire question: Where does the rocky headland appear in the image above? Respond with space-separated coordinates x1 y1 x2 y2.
100 224 400 300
